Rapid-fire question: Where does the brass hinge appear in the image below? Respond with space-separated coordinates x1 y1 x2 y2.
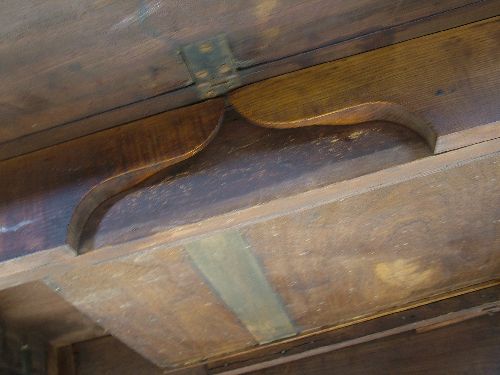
180 34 241 99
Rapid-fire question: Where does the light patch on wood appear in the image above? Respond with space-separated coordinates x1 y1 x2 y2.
259 27 281 49
111 1 163 31
255 0 279 20
375 259 437 289
0 219 35 233
347 130 367 140
185 231 297 343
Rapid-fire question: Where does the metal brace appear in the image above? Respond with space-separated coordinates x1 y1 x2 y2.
181 34 240 99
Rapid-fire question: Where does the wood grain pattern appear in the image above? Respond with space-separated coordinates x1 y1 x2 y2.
208 284 500 374
233 101 438 151
0 136 497 293
244 314 500 375
46 282 500 374
186 232 297 344
0 282 104 347
45 281 500 372
239 1 500 84
0 106 430 261
241 153 500 332
0 7 498 373
47 245 257 368
230 18 500 154
44 141 500 368
1 0 495 159
0 98 224 260
84 115 430 252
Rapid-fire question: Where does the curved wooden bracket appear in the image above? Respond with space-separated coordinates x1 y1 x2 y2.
66 99 225 252
69 96 436 252
229 99 437 152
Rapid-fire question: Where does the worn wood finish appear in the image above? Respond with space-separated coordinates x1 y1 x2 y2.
233 101 439 151
0 5 498 373
46 245 257 368
0 282 104 348
71 336 165 375
243 314 500 375
240 153 500 332
66 99 224 251
3 20 498 261
0 137 497 292
53 285 500 374
208 284 500 374
186 232 297 343
41 139 500 368
226 302 500 375
239 1 500 84
240 311 500 375
1 1 497 159
0 19 500 259
0 109 429 261
231 18 500 154
84 115 430 252
0 99 223 260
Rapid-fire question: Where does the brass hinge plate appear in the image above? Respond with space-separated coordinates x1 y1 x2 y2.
181 34 240 99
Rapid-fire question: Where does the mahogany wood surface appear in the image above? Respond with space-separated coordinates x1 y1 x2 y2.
45 139 500 367
57 285 500 374
0 281 103 347
244 314 500 375
0 126 497 369
0 99 224 259
0 111 431 287
2 19 499 262
231 18 500 154
1 0 498 159
0 15 498 373
207 284 500 374
0 113 429 262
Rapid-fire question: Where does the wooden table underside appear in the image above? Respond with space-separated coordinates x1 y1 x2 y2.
0 14 498 375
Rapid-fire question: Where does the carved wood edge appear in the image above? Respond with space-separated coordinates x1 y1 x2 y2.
65 99 225 252
202 282 500 375
0 138 498 290
67 100 440 254
5 95 496 256
1 1 496 162
1 18 498 261
230 100 438 152
229 17 499 155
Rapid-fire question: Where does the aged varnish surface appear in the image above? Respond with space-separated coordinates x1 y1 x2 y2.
231 18 500 154
1 18 498 262
1 0 498 158
0 4 499 374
